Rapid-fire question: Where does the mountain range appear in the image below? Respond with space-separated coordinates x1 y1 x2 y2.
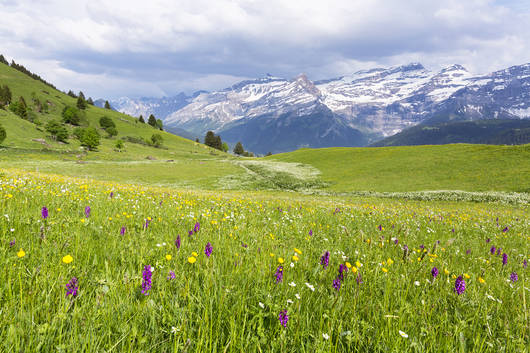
105 62 530 153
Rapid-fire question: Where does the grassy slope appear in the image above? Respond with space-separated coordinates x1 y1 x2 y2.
268 144 530 193
0 62 247 188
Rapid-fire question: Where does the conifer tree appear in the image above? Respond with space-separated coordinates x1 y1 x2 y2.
148 114 157 127
233 142 244 155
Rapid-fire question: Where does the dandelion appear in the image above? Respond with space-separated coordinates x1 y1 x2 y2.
454 276 466 295
278 257 284 264
175 235 181 249
204 242 213 257
120 226 126 235
502 253 508 266
510 272 518 282
188 256 197 264
84 206 91 218
444 268 450 275
431 267 439 278
292 255 299 261
167 271 176 280
275 265 283 283
165 254 172 261
65 277 78 297
320 251 330 269
41 206 48 219
294 248 302 255
382 267 388 273
278 309 289 328
332 277 341 291
141 265 152 295
62 255 73 264
17 248 26 258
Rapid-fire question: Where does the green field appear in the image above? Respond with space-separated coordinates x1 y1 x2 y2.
1 170 528 352
268 145 530 193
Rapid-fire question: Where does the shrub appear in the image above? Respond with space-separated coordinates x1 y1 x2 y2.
45 120 68 143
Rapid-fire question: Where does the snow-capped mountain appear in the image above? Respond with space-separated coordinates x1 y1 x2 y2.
108 62 530 153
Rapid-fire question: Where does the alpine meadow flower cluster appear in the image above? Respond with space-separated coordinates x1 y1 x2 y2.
0 170 527 352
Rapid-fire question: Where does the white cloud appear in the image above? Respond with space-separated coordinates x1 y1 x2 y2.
0 0 528 98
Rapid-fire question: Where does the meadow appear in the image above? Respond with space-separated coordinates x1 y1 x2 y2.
1 169 528 352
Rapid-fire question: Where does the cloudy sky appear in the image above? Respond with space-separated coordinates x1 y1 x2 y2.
1 0 529 99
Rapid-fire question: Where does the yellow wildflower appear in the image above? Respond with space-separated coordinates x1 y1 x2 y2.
351 266 358 273
294 248 302 255
382 267 388 273
17 249 26 258
192 252 198 257
62 255 73 264
345 262 352 268
292 255 299 262
463 273 470 279
188 257 197 264
278 257 284 264
166 254 172 261
478 277 485 284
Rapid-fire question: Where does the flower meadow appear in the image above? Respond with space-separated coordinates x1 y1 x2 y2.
0 170 528 352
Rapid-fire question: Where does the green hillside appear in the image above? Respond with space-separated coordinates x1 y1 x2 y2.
0 61 254 188
268 144 530 193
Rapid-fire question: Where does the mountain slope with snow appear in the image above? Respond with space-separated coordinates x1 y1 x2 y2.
108 62 530 153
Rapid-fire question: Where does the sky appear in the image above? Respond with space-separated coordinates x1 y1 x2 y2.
0 0 529 99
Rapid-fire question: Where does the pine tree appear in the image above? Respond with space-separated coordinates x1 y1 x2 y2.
87 97 94 105
148 114 157 127
204 131 216 148
104 100 111 109
139 115 145 123
233 142 244 155
214 135 223 150
0 54 8 65
67 90 77 98
76 95 87 110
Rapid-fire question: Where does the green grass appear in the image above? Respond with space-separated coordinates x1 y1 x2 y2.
0 170 528 352
268 144 530 193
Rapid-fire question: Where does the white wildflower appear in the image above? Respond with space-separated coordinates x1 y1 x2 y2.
399 330 408 338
